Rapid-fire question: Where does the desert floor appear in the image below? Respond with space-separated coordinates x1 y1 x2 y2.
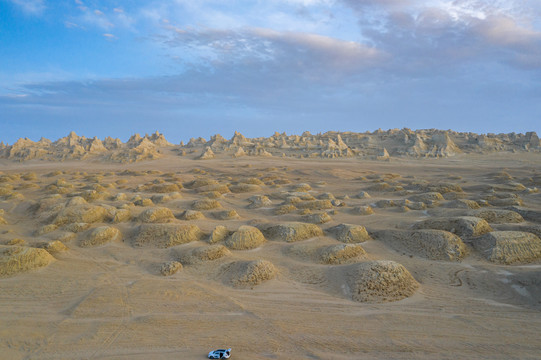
1 152 541 359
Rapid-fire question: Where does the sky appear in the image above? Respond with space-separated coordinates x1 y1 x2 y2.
1 0 541 144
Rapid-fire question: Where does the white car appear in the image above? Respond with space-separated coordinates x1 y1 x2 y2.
208 348 231 359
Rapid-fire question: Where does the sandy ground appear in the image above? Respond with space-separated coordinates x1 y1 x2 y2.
1 152 541 359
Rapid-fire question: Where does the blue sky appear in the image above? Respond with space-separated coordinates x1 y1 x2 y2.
1 0 540 144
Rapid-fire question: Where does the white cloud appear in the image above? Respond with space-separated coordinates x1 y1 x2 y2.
338 0 541 70
8 0 45 15
159 26 384 79
70 3 135 31
473 15 541 47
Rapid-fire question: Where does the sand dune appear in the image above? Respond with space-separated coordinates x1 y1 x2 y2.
0 132 540 359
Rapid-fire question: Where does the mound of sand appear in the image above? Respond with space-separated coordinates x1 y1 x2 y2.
292 183 312 192
192 199 222 210
208 225 229 244
186 178 219 189
179 210 205 220
63 222 91 233
302 212 332 224
212 210 240 220
352 206 374 215
466 209 524 224
506 206 541 223
195 184 231 194
160 261 182 276
247 195 272 209
375 229 467 261
134 224 202 248
264 222 324 242
111 208 131 223
0 246 55 277
355 191 371 199
408 192 444 202
138 207 175 223
66 196 87 206
37 240 68 255
295 200 333 210
80 226 122 247
225 226 266 250
345 260 419 303
374 199 396 208
274 204 297 215
319 244 366 264
221 260 277 287
150 183 182 193
134 198 153 207
471 231 541 264
175 244 231 265
229 184 262 193
445 199 481 209
53 204 108 225
240 177 264 185
35 224 58 236
48 231 77 243
327 224 372 243
489 197 523 207
412 216 492 238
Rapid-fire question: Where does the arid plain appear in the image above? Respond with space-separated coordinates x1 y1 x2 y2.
1 130 541 359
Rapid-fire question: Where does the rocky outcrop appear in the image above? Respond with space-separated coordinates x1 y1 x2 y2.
1 129 540 162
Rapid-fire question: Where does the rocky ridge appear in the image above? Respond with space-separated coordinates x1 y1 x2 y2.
0 129 539 162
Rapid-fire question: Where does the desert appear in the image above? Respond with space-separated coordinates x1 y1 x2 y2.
0 129 540 359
